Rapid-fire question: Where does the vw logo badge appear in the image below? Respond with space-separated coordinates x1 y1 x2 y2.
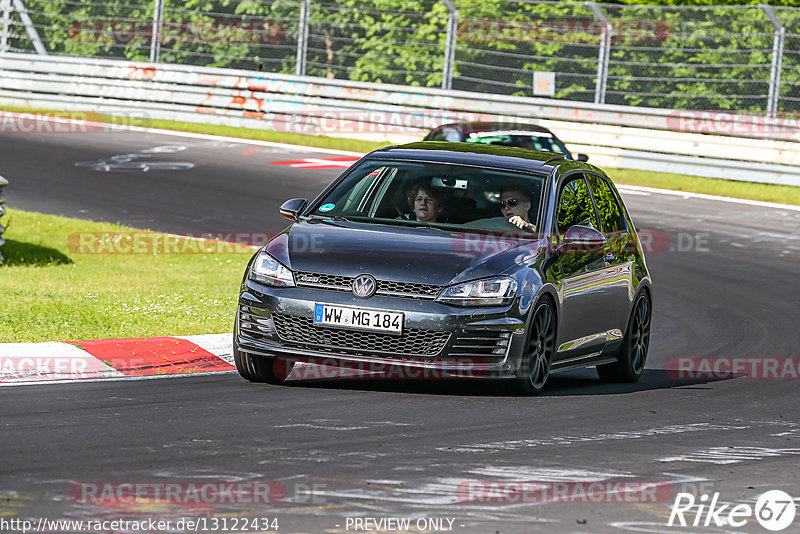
352 274 377 299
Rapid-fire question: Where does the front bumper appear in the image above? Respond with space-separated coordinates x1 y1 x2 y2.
235 280 531 379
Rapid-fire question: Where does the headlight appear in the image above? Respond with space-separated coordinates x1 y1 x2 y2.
436 276 518 306
249 252 294 287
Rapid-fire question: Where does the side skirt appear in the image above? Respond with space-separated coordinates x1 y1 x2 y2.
551 352 618 374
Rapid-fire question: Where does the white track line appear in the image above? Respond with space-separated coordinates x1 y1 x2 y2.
617 184 800 212
102 122 364 157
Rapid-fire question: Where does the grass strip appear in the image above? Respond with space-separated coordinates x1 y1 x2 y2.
2 105 799 206
0 208 252 343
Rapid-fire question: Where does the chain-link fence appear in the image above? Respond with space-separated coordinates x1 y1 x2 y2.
2 0 800 117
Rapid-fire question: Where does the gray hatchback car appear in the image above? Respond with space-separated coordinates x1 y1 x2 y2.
235 142 652 394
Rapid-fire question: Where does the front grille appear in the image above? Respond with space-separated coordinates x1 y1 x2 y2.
448 329 513 363
272 313 450 358
295 272 441 300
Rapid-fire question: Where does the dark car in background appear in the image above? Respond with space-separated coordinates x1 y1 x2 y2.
424 121 589 162
234 142 651 394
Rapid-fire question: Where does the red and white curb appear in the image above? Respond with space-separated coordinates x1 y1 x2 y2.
0 334 236 385
0 334 371 386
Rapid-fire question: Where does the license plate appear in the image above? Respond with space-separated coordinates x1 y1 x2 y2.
313 304 403 334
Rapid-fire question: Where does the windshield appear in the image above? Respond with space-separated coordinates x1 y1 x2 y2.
466 131 571 159
309 160 546 235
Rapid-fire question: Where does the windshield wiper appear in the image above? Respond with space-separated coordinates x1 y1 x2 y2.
308 214 351 222
410 224 448 232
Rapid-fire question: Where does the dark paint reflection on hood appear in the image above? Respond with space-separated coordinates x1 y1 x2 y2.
263 219 541 286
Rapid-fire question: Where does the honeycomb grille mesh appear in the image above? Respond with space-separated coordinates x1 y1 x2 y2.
272 313 450 357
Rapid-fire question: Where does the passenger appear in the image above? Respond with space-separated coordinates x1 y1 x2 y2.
498 187 536 232
405 182 446 223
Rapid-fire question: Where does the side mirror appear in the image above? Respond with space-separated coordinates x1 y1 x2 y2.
279 198 307 221
556 225 606 253
576 154 589 162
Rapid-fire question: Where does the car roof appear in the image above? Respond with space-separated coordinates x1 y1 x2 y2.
365 141 565 173
441 121 555 136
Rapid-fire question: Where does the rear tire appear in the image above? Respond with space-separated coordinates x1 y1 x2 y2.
513 298 557 395
597 291 651 383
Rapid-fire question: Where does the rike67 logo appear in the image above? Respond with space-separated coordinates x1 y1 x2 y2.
668 490 796 531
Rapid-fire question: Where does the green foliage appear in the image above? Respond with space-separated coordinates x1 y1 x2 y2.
8 0 800 113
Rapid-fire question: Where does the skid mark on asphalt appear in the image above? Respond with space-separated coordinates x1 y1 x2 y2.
659 446 800 465
466 466 633 481
274 420 412 432
438 423 748 453
266 469 711 527
74 145 195 172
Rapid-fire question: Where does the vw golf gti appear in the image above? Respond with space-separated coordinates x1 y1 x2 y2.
234 142 652 394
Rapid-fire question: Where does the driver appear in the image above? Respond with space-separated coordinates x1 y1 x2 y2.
498 187 536 232
462 186 537 233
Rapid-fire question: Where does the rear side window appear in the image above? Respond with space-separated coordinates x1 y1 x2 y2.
556 176 596 234
427 127 462 141
586 174 624 234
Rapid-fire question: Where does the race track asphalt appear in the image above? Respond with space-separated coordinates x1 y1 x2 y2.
2 127 799 533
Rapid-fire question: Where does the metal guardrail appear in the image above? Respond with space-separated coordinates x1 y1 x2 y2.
0 53 799 186
0 174 7 263
3 0 800 117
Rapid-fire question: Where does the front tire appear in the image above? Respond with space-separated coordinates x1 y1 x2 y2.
233 334 294 384
513 298 557 395
597 291 651 383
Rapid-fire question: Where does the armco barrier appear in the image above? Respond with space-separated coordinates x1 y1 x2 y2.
1 53 799 187
0 174 7 263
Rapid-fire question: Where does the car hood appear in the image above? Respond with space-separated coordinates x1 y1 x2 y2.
264 219 540 286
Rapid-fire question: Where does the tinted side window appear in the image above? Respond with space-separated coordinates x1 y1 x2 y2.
556 176 596 234
586 175 624 234
442 126 462 141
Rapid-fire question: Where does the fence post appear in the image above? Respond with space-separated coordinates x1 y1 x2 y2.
1 0 11 54
12 0 46 54
0 175 7 264
762 4 784 118
587 1 610 105
150 0 164 63
441 0 457 90
295 0 309 76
